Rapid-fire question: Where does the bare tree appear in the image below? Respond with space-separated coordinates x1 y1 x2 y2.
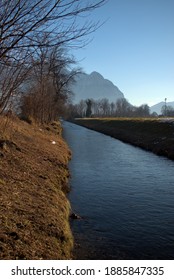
115 98 132 117
134 104 150 117
0 0 106 114
0 53 31 114
99 98 110 116
161 105 174 117
20 42 78 123
76 100 87 117
0 0 106 62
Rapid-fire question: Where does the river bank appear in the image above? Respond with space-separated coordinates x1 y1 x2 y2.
0 115 73 259
72 118 174 161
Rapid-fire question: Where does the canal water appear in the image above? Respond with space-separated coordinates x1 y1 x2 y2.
63 121 174 259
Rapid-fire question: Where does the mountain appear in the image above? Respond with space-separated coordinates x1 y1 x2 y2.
150 101 174 115
71 71 124 103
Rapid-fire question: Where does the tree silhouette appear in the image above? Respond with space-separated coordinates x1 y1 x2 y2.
86 99 92 117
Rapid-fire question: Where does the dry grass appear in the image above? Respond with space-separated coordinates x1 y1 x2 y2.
0 115 73 259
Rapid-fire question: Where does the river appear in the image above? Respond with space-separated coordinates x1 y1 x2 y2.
63 121 174 259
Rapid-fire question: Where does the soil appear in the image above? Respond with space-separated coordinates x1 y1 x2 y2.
0 115 73 260
72 117 174 161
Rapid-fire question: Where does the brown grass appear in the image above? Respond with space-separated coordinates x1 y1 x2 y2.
0 115 73 259
73 117 174 160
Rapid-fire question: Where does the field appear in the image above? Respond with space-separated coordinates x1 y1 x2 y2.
73 117 174 160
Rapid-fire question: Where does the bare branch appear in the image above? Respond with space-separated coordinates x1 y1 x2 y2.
0 0 107 115
0 0 106 60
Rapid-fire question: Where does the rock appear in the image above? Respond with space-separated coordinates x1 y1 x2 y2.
70 213 81 220
0 140 7 150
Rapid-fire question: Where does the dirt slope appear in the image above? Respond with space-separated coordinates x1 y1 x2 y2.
0 116 73 259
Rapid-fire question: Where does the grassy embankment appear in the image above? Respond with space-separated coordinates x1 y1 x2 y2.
73 118 174 160
0 115 73 259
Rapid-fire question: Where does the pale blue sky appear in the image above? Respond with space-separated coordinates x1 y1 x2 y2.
73 0 174 106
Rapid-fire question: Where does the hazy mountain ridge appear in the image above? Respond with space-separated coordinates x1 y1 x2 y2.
150 101 174 114
70 71 174 113
71 71 124 103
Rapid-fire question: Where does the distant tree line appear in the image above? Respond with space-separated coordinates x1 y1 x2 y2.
67 98 151 118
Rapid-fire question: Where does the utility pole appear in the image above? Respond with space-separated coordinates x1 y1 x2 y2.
164 98 167 116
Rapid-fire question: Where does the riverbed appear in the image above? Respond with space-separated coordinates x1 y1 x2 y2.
63 121 174 259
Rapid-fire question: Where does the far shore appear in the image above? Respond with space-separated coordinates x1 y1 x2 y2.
71 117 174 161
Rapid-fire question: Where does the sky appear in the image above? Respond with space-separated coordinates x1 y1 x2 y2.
72 0 174 106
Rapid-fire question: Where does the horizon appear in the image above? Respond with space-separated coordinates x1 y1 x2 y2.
73 69 174 108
